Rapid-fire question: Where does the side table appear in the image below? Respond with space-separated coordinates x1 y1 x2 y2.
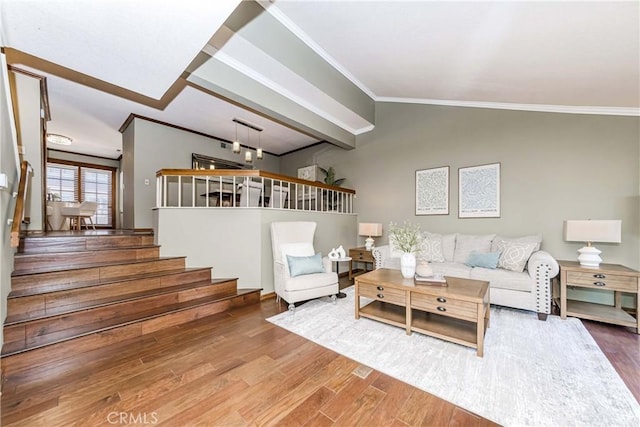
348 247 375 280
331 257 351 298
557 260 639 333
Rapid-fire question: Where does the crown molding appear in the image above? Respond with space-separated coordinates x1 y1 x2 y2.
377 97 640 117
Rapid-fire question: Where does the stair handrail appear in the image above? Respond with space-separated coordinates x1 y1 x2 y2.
11 160 33 247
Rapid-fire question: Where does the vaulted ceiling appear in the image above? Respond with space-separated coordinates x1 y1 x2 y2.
2 0 638 159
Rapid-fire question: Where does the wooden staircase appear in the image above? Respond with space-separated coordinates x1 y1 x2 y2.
1 231 261 372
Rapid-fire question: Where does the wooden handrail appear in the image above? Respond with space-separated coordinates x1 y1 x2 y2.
156 169 356 194
11 160 32 247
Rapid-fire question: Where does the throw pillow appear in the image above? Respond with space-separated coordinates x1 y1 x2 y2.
453 234 495 264
496 241 538 272
491 235 542 253
286 253 325 277
417 233 445 262
465 251 501 269
424 232 457 262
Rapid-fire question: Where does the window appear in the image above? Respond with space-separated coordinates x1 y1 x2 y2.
47 161 115 227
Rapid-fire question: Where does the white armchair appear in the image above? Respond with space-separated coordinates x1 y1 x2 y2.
270 221 339 311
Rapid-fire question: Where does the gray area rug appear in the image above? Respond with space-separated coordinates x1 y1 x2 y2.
267 286 640 426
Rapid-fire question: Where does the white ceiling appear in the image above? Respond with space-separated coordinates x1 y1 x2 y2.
2 0 638 159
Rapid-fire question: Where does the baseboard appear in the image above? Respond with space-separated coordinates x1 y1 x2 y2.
261 292 276 301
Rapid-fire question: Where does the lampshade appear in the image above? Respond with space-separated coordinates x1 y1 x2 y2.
359 223 382 237
563 220 621 243
359 223 382 250
563 220 621 268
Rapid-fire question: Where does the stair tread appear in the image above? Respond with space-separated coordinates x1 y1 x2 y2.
8 267 213 298
5 278 239 325
11 256 186 276
1 288 261 357
14 245 161 259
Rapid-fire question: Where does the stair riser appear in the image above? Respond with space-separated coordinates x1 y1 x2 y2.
1 291 260 372
11 258 186 294
4 281 240 352
4 293 181 353
14 247 160 271
7 270 213 319
177 281 237 303
19 235 155 254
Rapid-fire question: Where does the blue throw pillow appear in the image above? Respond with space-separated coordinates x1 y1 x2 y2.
287 253 325 277
465 251 501 269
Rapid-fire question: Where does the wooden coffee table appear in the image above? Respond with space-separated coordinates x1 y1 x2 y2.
355 268 490 357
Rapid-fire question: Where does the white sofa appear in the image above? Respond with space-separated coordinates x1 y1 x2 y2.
372 233 559 320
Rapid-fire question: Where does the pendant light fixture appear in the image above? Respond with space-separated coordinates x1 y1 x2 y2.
244 126 253 163
256 131 263 160
232 120 241 154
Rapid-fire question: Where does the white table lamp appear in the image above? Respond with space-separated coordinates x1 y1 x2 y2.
563 220 621 268
359 223 383 250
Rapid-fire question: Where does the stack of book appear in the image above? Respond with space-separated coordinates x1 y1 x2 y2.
414 273 447 286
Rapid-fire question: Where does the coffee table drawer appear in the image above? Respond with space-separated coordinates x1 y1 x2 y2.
411 293 478 321
567 271 637 292
359 283 406 305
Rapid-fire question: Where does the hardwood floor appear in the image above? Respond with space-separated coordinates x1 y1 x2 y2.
1 294 498 426
582 320 640 402
2 272 638 426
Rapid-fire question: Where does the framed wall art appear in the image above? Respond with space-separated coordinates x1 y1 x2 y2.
415 166 449 215
458 163 500 218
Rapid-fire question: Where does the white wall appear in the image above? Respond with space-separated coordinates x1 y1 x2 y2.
154 208 357 294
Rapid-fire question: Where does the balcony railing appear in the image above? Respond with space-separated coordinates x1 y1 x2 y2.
155 169 356 214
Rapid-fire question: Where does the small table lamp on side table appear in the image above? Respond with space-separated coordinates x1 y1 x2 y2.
359 223 382 251
563 219 621 268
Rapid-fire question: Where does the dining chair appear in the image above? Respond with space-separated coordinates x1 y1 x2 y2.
60 201 98 230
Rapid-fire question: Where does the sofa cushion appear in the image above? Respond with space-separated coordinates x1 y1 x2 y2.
465 251 501 269
453 234 495 264
383 256 401 270
285 272 337 291
492 235 542 253
417 233 445 262
429 262 473 279
470 267 533 293
286 253 325 277
496 241 538 272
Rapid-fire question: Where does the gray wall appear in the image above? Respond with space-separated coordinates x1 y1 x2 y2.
154 208 357 294
122 118 281 229
1 55 21 346
13 72 43 231
283 102 640 285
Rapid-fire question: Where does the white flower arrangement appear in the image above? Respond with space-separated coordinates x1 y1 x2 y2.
388 221 421 253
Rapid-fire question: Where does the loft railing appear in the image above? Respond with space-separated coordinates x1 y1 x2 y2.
11 160 33 247
155 169 356 214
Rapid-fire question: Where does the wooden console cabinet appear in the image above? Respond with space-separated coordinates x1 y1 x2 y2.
557 261 639 333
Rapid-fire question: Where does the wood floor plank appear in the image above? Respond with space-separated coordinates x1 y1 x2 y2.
3 291 636 427
276 386 336 426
